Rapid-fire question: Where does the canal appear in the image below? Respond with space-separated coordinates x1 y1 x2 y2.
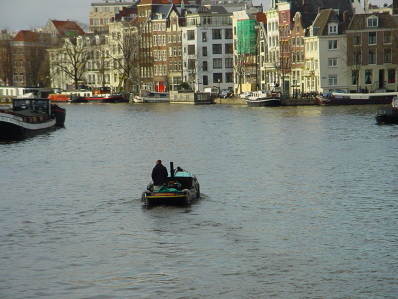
1 103 397 298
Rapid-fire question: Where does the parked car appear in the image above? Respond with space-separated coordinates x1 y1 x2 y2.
219 89 233 98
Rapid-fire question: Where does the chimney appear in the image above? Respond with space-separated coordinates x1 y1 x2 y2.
394 0 398 15
302 0 310 14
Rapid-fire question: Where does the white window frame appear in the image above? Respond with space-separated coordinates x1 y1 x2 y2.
328 40 337 50
328 75 337 86
328 58 338 67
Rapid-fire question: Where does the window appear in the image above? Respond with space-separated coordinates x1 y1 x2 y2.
202 32 207 42
367 16 378 27
212 29 222 39
388 69 395 83
187 30 195 40
213 58 222 68
226 72 233 83
329 24 338 35
353 35 361 46
328 75 337 86
353 51 361 65
213 73 222 83
365 70 372 84
212 44 222 54
384 31 391 44
328 40 337 49
225 28 233 39
202 47 207 56
203 75 208 85
203 61 208 71
368 50 376 64
225 58 233 68
368 32 376 44
352 70 359 85
384 49 391 63
328 58 337 67
188 45 195 55
188 59 195 70
225 43 233 54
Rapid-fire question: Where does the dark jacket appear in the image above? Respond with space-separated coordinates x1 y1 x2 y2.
152 164 168 185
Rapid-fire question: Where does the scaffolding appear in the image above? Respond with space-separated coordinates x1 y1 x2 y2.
237 19 256 54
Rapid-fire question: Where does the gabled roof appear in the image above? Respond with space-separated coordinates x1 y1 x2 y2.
139 0 192 4
152 4 174 20
91 1 137 6
311 9 338 36
347 13 398 31
49 20 85 36
13 30 40 42
290 0 353 16
198 5 229 14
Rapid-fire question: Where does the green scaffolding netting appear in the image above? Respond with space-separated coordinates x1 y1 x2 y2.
237 19 256 54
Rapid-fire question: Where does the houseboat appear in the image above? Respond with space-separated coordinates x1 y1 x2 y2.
133 90 170 103
316 90 398 105
0 98 66 139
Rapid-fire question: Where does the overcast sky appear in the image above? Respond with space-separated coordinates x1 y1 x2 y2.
0 0 391 33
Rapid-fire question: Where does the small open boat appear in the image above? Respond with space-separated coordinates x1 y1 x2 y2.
0 98 65 139
142 162 200 206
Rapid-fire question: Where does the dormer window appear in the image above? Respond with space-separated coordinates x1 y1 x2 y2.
367 15 378 27
329 23 338 35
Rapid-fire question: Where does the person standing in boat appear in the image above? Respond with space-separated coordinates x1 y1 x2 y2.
152 160 168 191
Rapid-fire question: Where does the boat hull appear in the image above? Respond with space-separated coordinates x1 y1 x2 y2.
51 104 66 126
375 108 398 124
316 92 397 105
0 113 56 138
143 191 196 206
246 98 281 107
0 99 66 139
100 96 128 103
74 95 128 103
134 91 170 103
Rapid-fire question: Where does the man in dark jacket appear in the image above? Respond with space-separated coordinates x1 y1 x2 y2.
152 160 168 191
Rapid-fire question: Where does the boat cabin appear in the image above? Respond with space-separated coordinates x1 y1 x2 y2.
13 98 51 115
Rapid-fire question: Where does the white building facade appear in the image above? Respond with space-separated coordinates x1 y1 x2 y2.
181 7 234 92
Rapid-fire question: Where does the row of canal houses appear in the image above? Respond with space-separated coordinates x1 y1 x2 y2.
10 0 398 97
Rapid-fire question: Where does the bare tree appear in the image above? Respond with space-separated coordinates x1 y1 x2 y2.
92 46 108 87
186 54 203 90
272 54 290 95
0 39 13 86
110 24 140 92
51 37 90 90
25 45 49 87
234 53 256 94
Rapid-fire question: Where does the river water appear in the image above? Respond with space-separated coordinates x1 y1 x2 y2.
1 103 397 298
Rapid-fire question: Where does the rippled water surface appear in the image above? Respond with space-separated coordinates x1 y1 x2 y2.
1 103 397 298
